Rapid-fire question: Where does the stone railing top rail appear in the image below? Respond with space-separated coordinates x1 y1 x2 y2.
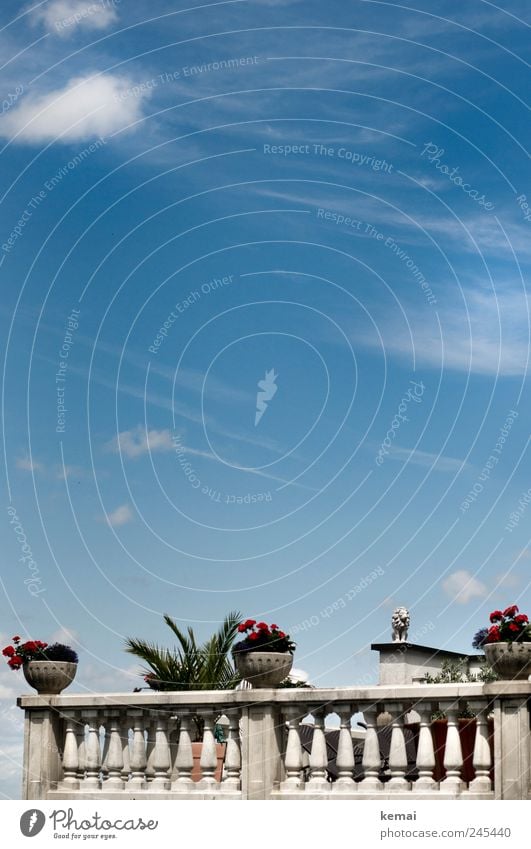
17 679 530 709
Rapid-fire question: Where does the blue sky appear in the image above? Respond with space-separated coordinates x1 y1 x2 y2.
1 0 531 797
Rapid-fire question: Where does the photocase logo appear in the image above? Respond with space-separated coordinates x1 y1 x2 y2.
20 809 46 837
254 368 278 426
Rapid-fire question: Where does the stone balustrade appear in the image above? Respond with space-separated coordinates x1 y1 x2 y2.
17 681 531 800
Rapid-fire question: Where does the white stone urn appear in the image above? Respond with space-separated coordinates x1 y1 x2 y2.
484 642 531 680
23 661 77 694
234 651 293 688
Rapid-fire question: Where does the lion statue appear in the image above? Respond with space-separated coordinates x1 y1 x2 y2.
391 607 410 642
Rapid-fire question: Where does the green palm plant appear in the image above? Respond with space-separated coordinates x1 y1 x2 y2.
125 610 242 691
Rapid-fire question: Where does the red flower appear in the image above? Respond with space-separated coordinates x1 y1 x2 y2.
508 623 520 632
514 614 528 624
35 641 47 649
489 610 503 623
487 625 501 642
2 646 15 657
244 619 256 629
237 624 247 633
256 622 269 631
22 641 37 653
12 636 20 643
270 624 278 630
277 631 286 638
8 656 23 669
503 605 519 618
248 632 259 641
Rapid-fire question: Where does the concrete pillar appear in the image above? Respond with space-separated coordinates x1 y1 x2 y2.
240 701 283 799
22 707 64 800
493 697 531 800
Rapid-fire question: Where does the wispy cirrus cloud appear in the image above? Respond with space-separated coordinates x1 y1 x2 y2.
16 456 44 473
385 445 466 472
358 286 530 377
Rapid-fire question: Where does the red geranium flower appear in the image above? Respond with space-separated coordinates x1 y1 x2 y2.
12 636 20 643
503 605 519 618
237 623 247 633
270 624 278 630
489 610 503 622
514 614 528 624
508 623 520 632
35 641 47 649
248 632 259 641
277 631 286 638
487 625 501 642
256 622 269 630
244 619 256 629
2 646 15 657
22 641 37 652
8 656 23 669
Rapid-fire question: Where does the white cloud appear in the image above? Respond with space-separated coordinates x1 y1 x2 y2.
385 446 465 472
108 426 175 458
442 570 488 605
0 74 148 144
359 286 530 377
16 456 43 473
30 0 119 37
105 504 133 527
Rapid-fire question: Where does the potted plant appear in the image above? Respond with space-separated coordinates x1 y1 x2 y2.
473 605 531 680
232 620 295 688
125 610 242 693
126 612 243 780
2 636 78 694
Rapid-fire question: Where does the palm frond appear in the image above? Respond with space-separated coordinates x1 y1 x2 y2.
125 610 243 690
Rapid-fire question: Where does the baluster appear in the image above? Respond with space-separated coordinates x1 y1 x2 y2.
199 711 219 791
386 703 410 791
100 719 110 783
76 719 86 782
172 712 195 791
168 717 179 782
335 703 356 792
144 718 156 783
128 711 147 790
61 712 79 789
414 704 437 792
151 714 171 790
307 708 329 792
469 702 492 793
441 702 464 793
83 711 102 790
105 712 124 789
281 706 305 791
221 710 241 792
359 704 383 791
120 715 131 784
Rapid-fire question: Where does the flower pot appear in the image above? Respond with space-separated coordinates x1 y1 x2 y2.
234 651 293 688
484 642 531 680
191 742 226 782
430 718 493 783
23 661 77 694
